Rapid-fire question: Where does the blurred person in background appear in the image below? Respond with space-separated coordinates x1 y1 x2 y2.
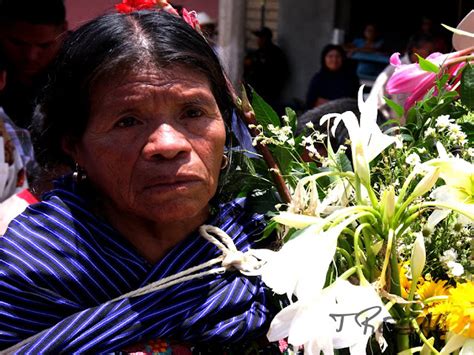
305 44 359 109
243 26 289 114
368 33 436 123
0 0 68 129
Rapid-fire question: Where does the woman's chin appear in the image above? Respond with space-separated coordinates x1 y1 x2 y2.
136 197 210 225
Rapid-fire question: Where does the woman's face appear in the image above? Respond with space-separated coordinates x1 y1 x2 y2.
325 49 343 71
67 65 226 226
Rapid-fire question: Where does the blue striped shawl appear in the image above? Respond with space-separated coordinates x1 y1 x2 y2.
0 179 273 352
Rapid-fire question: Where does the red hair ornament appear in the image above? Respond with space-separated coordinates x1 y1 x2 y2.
115 0 200 32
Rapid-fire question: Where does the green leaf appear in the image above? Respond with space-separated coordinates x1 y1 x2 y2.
460 122 474 143
335 150 353 172
285 107 297 132
260 219 278 242
416 54 439 74
251 89 281 127
272 146 294 177
461 63 474 110
384 97 404 118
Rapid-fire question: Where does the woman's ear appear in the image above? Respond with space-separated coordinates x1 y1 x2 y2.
0 70 6 91
61 136 81 165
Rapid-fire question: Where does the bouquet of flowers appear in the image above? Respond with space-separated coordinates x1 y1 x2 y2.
234 13 474 355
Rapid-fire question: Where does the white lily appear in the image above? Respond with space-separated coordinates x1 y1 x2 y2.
287 172 354 217
320 86 397 187
252 221 344 301
425 143 474 228
440 333 474 355
317 179 354 215
267 279 393 355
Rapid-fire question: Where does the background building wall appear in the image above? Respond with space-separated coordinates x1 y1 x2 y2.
277 0 336 107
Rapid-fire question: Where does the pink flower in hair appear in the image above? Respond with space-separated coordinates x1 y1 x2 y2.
181 8 201 31
115 0 203 36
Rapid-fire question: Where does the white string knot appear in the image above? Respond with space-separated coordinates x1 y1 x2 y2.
199 225 264 275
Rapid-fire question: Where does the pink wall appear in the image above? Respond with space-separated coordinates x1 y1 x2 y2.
65 0 218 29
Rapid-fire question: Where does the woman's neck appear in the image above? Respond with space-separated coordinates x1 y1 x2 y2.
102 203 210 264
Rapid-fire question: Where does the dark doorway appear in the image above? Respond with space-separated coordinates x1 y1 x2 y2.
337 0 473 53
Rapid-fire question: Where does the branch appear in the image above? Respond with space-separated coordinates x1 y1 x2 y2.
241 108 292 204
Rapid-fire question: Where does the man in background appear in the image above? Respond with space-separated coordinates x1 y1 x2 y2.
244 26 289 114
0 0 68 129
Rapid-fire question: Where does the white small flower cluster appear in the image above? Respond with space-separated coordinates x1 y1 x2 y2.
433 115 467 146
299 122 327 160
439 249 465 277
248 123 295 147
468 147 474 158
405 153 421 166
424 127 436 138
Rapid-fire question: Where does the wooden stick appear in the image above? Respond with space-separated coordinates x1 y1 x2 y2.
240 108 292 204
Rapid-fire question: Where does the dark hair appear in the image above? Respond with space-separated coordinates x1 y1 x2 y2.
252 27 273 40
0 0 66 26
320 44 347 71
33 10 235 168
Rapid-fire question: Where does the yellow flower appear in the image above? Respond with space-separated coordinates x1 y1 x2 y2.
444 282 474 338
416 279 450 332
399 262 412 299
417 279 450 301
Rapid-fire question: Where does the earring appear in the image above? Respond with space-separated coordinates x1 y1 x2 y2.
221 154 229 170
72 163 87 184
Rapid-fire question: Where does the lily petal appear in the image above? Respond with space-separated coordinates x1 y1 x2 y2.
273 212 323 229
440 333 468 354
390 52 401 66
460 338 474 355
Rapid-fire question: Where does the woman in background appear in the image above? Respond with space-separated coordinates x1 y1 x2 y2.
305 44 359 109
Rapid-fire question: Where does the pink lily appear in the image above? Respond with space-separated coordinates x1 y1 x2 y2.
386 50 467 110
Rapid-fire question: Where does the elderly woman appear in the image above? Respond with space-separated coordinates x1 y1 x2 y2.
0 7 278 353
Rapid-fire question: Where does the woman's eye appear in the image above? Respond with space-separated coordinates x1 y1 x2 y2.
184 108 204 119
115 116 141 128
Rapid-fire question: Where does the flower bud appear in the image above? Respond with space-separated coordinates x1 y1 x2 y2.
410 167 440 199
381 186 396 223
354 143 370 187
410 233 426 282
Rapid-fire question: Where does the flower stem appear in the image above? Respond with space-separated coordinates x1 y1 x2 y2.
379 229 394 290
389 239 401 297
423 295 448 304
338 265 359 280
410 319 440 354
337 247 354 268
354 223 370 282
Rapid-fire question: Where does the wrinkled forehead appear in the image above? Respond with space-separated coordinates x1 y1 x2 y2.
89 63 215 108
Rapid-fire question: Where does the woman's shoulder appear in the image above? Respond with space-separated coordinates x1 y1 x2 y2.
0 184 114 265
5 187 86 236
212 197 270 247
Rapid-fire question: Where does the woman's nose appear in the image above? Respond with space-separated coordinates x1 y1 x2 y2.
142 124 191 160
